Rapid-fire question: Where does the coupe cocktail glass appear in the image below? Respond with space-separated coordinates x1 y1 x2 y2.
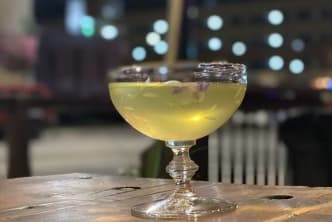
108 62 247 220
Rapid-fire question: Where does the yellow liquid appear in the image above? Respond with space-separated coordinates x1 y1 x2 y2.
109 82 246 141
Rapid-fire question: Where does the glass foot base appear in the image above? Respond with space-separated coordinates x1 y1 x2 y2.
131 196 237 220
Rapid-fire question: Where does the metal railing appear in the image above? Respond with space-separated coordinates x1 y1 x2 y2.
209 110 288 185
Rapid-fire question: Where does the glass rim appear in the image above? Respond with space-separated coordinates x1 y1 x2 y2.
109 61 247 83
195 61 246 75
112 61 246 73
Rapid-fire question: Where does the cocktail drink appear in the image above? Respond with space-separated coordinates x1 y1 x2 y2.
110 82 246 141
109 62 247 219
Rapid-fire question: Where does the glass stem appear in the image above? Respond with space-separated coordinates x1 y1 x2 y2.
165 141 198 197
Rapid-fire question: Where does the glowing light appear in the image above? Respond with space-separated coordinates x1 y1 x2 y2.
80 16 95 37
243 75 248 83
145 32 161 46
131 47 146 61
255 111 269 127
100 25 118 40
208 37 222 51
268 33 284 48
154 41 168 55
232 41 247 56
191 115 202 122
153 20 168 34
267 9 284 25
207 15 223 30
268 55 284 70
328 79 332 90
232 111 245 125
311 77 332 90
159 66 168 75
65 0 86 35
291 39 305 52
289 59 304 74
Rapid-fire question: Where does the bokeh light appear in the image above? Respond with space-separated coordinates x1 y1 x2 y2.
268 33 284 48
153 19 169 34
187 6 199 19
132 46 146 61
268 55 284 70
145 32 161 46
291 39 305 52
232 41 247 56
267 9 284 25
311 77 332 90
289 59 304 74
159 66 168 75
80 16 95 38
153 40 168 55
208 37 222 51
100 25 118 40
207 15 223 30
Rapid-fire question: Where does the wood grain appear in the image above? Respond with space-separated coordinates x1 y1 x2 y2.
1 173 332 221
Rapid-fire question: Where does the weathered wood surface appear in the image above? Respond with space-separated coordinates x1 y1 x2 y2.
1 173 332 221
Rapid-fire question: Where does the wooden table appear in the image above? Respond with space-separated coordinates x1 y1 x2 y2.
1 173 332 221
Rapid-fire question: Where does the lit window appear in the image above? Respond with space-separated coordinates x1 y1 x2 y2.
208 37 222 51
132 47 146 61
207 15 223 30
100 25 118 40
268 55 284 70
289 59 304 74
267 33 284 48
153 20 168 34
267 9 284 25
232 41 247 56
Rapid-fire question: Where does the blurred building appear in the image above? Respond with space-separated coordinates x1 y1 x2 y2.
21 0 329 96
120 0 332 91
0 0 33 33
